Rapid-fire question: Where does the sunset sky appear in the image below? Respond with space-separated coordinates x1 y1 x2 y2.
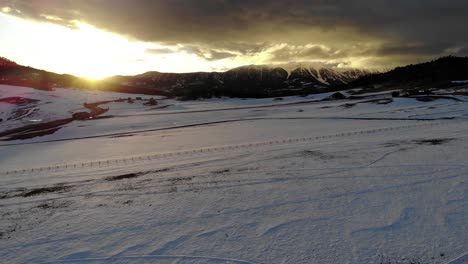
1 0 468 79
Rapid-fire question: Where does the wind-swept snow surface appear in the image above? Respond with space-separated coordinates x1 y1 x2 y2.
0 85 467 263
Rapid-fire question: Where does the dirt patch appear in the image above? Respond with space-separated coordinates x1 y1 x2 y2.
106 172 145 181
342 103 356 109
0 185 72 199
20 185 71 197
382 142 402 148
83 100 115 117
0 224 19 239
377 253 447 264
37 200 72 209
212 169 231 174
301 150 341 160
168 176 194 184
122 200 133 205
340 98 393 109
383 138 455 148
235 167 259 172
0 117 73 141
0 188 24 199
105 168 171 181
0 96 38 105
110 134 134 138
413 138 455 145
145 104 174 111
412 95 462 102
275 150 343 161
169 186 178 193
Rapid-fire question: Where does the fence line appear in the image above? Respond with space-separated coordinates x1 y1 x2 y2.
0 121 448 176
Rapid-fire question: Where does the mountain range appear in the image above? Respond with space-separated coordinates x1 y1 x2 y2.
1 56 468 99
106 64 371 98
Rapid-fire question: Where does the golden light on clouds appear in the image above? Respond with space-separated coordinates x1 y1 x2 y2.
2 1 468 78
0 11 266 78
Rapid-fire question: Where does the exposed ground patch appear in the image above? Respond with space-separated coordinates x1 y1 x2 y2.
212 169 231 174
413 138 455 145
279 150 343 160
110 134 134 138
20 185 72 197
168 176 194 184
412 95 463 102
300 150 342 160
37 200 73 209
105 172 146 181
0 96 38 105
383 138 455 148
339 98 394 109
105 168 171 181
0 185 73 199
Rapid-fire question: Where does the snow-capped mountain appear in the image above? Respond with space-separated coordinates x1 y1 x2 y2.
272 62 371 86
109 64 371 98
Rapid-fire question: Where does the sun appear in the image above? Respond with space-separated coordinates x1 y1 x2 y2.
0 13 152 79
42 21 150 79
28 21 223 79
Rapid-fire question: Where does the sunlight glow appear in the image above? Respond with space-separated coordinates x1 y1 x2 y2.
33 21 153 79
0 13 266 78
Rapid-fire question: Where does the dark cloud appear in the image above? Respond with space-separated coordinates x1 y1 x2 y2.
270 45 351 62
145 45 237 61
178 46 237 61
207 50 237 61
375 42 468 57
1 0 468 68
268 43 375 64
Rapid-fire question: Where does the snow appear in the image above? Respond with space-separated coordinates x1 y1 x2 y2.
0 85 467 263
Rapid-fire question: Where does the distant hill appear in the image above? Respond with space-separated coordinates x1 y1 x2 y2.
350 56 468 90
0 57 17 69
0 57 164 95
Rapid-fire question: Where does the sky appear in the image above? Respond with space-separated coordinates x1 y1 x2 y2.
1 0 468 79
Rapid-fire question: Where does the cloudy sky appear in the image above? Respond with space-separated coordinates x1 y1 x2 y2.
1 0 467 78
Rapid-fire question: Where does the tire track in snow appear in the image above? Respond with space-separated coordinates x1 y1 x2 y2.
367 148 408 166
445 252 468 264
36 254 258 264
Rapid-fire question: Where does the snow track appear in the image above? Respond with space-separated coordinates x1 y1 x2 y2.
446 252 468 264
37 254 258 264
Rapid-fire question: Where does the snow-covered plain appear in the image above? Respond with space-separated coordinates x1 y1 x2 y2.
0 85 467 263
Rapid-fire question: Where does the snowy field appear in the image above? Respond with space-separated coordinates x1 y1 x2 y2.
0 85 467 263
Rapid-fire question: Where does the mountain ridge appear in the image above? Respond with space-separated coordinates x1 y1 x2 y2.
2 56 468 99
105 63 370 98
349 56 468 90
